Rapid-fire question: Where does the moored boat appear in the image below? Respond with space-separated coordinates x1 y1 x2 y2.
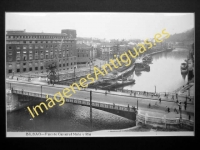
180 62 187 70
142 55 153 62
135 60 150 72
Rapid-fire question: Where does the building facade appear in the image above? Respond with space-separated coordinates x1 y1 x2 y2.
76 43 93 67
6 29 77 76
100 43 115 61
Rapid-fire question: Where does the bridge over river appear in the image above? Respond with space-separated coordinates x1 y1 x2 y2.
6 80 194 122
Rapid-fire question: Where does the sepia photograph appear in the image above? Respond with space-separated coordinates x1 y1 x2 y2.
5 12 195 137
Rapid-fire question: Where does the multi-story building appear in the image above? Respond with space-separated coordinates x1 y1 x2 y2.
100 43 115 61
76 43 93 67
6 29 77 76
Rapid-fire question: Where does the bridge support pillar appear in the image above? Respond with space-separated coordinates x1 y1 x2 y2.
6 89 19 112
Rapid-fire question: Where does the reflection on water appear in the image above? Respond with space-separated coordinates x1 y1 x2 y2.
135 71 142 77
7 103 134 132
124 48 189 92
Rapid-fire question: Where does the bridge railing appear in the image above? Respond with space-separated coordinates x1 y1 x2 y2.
116 89 194 103
137 112 194 127
12 89 136 113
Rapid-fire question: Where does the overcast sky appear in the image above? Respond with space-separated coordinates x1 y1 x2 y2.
6 13 194 40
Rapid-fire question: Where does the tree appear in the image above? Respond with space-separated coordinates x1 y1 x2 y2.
44 60 59 84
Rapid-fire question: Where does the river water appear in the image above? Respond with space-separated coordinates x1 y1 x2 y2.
7 48 189 132
124 48 189 93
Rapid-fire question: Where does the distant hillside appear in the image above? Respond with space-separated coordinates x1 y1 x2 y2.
165 28 194 44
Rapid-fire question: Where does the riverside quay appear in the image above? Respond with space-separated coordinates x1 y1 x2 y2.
6 13 195 137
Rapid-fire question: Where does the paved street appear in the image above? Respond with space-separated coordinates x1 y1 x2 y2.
6 79 194 120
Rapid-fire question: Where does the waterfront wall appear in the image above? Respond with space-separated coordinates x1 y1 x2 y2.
136 111 194 130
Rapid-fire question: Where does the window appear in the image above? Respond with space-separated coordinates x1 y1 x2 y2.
40 66 43 70
40 45 44 49
63 64 65 67
8 46 12 50
67 63 68 66
17 69 20 73
29 45 33 49
8 51 12 55
35 55 38 59
71 63 73 65
8 64 12 68
29 68 32 71
16 63 20 67
8 57 12 61
23 63 26 66
8 70 12 73
29 62 32 66
35 46 38 49
35 67 38 70
16 46 20 49
23 46 27 49
59 52 62 58
23 68 26 72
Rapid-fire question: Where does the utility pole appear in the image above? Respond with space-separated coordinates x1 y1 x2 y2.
41 85 42 98
90 90 92 130
74 66 76 83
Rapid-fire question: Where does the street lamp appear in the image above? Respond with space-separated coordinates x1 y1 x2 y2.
41 85 43 98
12 71 14 79
74 66 76 82
89 57 93 74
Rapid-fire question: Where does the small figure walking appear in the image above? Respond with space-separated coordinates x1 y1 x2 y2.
148 103 151 108
176 93 178 99
184 101 187 110
17 78 18 81
113 103 115 108
174 108 178 113
128 104 130 110
167 107 170 113
151 93 153 98
189 114 191 120
159 98 161 103
165 92 166 97
105 91 107 95
171 95 174 100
